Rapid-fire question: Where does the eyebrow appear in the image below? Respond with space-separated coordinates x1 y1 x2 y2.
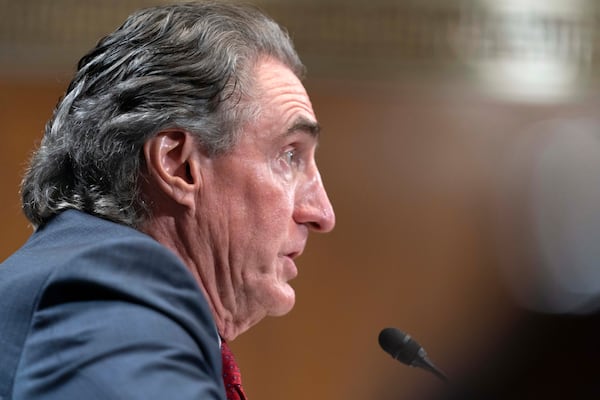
286 116 321 139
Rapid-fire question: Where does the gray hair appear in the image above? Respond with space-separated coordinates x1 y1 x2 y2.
21 1 304 229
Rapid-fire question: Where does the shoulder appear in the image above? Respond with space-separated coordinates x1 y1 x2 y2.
4 211 225 400
15 292 224 399
32 210 217 347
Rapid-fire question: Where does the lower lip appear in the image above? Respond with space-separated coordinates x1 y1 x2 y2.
283 256 298 280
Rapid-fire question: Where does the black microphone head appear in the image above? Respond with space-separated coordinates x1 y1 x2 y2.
378 327 422 366
378 327 449 383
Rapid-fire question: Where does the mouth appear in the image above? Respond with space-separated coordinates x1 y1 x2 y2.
286 239 307 260
282 254 299 280
281 239 306 280
286 250 302 260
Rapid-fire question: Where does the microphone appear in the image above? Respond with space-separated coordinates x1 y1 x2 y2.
378 327 448 383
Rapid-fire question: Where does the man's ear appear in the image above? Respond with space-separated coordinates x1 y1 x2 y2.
142 130 202 210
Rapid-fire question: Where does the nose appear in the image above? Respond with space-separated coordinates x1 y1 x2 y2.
293 168 336 233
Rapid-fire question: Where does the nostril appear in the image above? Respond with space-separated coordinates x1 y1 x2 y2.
308 211 335 233
308 221 322 231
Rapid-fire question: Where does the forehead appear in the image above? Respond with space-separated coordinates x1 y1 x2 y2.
251 58 317 132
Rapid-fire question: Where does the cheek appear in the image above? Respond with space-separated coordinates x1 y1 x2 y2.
244 192 293 248
215 163 298 251
242 178 296 225
233 187 295 262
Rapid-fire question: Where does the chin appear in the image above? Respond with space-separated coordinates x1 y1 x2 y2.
269 286 296 316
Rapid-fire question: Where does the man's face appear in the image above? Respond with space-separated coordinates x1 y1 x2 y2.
198 57 335 329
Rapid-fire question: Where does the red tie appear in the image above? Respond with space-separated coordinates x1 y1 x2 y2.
221 341 247 400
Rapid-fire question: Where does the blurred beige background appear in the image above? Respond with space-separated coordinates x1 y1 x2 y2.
3 1 600 399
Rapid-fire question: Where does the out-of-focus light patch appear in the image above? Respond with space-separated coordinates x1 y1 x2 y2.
481 0 589 15
468 0 592 103
530 121 600 313
474 60 580 103
499 119 600 314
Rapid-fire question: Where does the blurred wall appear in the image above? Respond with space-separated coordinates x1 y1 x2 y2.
0 81 60 257
3 1 600 399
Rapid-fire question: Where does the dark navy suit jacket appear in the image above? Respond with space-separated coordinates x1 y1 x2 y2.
0 210 226 400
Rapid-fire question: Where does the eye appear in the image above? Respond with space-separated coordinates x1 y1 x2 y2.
283 149 296 165
279 145 301 168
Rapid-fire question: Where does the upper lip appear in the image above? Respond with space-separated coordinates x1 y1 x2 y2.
286 250 302 260
285 240 307 260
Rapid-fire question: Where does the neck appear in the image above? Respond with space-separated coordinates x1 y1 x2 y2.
139 211 250 341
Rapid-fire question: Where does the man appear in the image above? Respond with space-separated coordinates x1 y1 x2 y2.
0 2 335 399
